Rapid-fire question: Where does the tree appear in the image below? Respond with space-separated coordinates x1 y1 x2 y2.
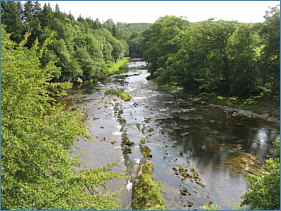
1 1 25 43
39 3 54 29
23 1 34 23
1 25 124 210
228 23 262 97
142 15 189 78
33 1 42 18
2 1 128 83
198 20 237 93
259 5 280 95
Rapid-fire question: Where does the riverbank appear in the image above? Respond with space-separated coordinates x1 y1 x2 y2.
145 80 280 124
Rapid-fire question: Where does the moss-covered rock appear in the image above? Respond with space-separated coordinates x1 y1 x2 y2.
122 146 132 154
120 117 126 124
121 133 134 146
132 161 166 210
141 145 152 158
140 138 146 144
105 88 131 101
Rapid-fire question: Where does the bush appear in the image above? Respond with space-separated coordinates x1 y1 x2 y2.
240 140 280 210
200 203 221 210
1 25 123 210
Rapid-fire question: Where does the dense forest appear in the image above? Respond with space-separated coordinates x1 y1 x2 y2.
141 7 280 100
116 22 152 57
1 1 280 210
1 1 129 82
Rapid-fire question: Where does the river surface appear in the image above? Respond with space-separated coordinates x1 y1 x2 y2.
60 58 280 210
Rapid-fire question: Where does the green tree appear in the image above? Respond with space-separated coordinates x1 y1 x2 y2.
23 1 34 23
39 3 54 29
198 20 237 93
142 15 189 78
127 31 145 57
2 1 128 83
103 42 114 66
1 25 123 210
1 1 25 43
259 5 280 95
228 23 262 97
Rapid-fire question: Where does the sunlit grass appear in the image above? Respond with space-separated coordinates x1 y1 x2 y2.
198 92 268 114
107 59 128 74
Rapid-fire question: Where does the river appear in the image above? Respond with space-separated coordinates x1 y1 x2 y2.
60 58 280 210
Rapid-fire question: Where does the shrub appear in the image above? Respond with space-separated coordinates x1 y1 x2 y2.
1 26 123 210
240 140 280 210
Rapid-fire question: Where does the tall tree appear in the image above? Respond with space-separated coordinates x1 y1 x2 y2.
39 3 54 29
228 23 262 97
142 15 189 78
1 1 24 43
259 5 280 95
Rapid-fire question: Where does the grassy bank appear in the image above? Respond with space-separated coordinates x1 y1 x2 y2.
198 92 280 118
107 58 129 75
156 83 279 119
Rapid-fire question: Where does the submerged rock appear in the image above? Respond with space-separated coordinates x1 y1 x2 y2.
226 153 263 175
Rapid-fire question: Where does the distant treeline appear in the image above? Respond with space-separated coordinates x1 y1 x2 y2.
141 7 280 98
1 1 129 82
116 22 152 57
2 1 279 99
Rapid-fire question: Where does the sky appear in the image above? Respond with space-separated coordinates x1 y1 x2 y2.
40 1 280 23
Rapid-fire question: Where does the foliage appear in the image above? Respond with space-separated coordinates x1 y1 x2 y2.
116 22 152 57
259 5 280 95
179 148 184 156
1 26 124 210
142 9 280 99
142 15 190 79
240 139 280 210
1 1 129 82
200 203 221 210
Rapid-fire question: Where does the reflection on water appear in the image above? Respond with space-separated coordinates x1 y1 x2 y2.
61 58 279 210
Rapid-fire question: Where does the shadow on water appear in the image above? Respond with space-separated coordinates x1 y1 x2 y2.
60 58 279 210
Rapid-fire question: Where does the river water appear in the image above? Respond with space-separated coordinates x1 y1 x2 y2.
61 58 279 210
